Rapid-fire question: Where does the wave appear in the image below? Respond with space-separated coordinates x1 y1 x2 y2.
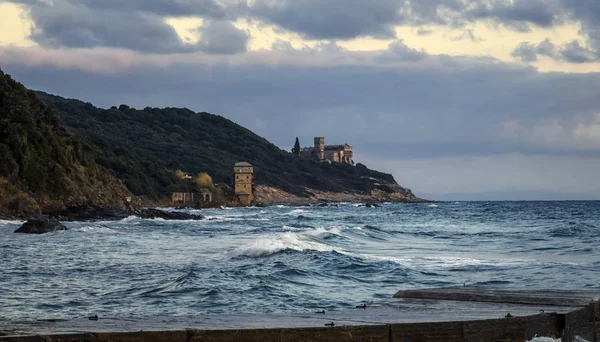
286 209 307 215
204 215 269 222
72 225 118 234
354 254 529 271
428 204 439 208
120 215 139 222
139 270 192 296
232 230 341 258
306 226 342 239
0 219 25 225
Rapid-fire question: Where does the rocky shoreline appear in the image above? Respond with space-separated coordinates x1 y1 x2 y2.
4 186 430 234
9 207 205 234
253 185 430 206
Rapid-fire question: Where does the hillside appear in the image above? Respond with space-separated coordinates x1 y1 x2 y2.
0 69 128 217
37 92 421 202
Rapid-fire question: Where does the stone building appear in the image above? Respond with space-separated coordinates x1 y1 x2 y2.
234 162 254 205
299 137 354 165
171 188 212 206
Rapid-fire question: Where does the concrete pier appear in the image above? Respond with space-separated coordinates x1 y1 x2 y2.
1 287 598 341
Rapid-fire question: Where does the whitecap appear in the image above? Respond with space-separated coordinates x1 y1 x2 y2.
120 215 139 222
353 254 529 271
286 209 307 215
0 219 25 225
428 204 439 208
233 231 339 258
307 226 342 239
528 338 561 342
72 225 118 234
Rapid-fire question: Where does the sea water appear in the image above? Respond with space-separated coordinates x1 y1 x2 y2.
0 201 599 320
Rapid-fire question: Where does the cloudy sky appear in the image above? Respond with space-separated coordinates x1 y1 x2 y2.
1 0 600 200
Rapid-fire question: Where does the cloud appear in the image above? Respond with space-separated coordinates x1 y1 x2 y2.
8 0 247 53
11 0 227 18
467 0 563 32
373 40 429 63
511 42 540 62
512 38 597 63
560 40 596 63
196 20 249 54
246 0 403 40
12 0 187 52
560 0 600 49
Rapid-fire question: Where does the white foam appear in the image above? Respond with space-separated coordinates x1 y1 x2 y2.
528 337 561 342
233 231 340 257
148 217 199 223
354 254 527 271
0 219 25 225
286 209 307 215
204 215 269 222
120 215 139 222
307 226 342 239
428 204 439 208
73 225 118 234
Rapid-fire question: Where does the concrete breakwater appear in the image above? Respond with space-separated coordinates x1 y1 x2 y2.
1 287 598 342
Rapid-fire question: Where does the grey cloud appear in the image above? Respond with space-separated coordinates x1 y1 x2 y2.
511 42 539 62
242 0 568 41
536 38 556 56
511 38 597 63
467 0 562 32
10 0 594 50
271 40 347 56
11 0 227 18
559 0 600 60
511 38 559 62
246 0 403 40
11 0 251 54
560 40 596 63
373 40 428 63
196 20 249 54
15 0 186 52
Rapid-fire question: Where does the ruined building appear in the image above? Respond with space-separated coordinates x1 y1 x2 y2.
234 162 254 205
299 137 354 165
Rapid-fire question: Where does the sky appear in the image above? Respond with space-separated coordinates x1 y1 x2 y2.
1 0 600 200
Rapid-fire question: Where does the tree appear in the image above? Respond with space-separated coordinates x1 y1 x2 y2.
196 172 214 189
292 137 300 156
175 169 186 180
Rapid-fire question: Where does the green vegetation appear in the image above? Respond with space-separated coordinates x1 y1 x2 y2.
37 91 409 201
195 172 214 189
0 68 127 216
292 137 300 156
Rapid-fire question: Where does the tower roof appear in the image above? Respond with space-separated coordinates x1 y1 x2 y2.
234 162 253 167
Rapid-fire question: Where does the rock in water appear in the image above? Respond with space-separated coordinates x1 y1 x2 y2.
137 208 204 220
14 215 67 234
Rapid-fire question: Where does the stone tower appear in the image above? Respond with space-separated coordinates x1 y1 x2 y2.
314 137 325 160
233 162 254 205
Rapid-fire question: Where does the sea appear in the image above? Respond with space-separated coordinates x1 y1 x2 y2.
0 201 599 320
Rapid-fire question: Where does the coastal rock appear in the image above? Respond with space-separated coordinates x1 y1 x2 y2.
137 208 204 220
14 215 67 234
47 205 130 222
